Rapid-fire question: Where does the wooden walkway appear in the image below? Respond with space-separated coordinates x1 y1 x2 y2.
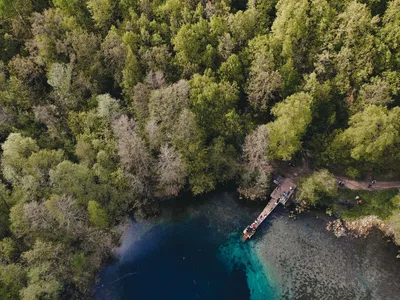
242 178 296 241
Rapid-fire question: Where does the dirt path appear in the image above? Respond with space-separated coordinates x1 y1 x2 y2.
272 160 400 191
334 176 400 191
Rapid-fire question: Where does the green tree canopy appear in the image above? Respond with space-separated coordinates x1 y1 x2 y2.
335 105 400 166
267 92 313 160
298 169 338 205
2 133 39 183
49 161 98 205
88 200 109 228
189 74 241 139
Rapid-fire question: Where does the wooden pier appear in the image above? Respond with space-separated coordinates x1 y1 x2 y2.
242 178 296 241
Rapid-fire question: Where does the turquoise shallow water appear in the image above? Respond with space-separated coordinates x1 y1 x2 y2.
95 191 400 300
218 232 279 300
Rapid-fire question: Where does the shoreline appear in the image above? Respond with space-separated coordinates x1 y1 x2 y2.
326 215 399 255
112 193 400 260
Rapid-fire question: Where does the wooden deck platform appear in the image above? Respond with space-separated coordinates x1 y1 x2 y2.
270 178 296 205
242 178 297 241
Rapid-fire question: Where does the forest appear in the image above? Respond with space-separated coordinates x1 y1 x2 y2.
0 0 399 298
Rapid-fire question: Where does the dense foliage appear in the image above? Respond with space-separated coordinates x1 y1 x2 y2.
0 0 399 298
297 170 338 206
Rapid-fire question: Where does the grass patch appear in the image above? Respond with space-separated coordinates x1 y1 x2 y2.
331 188 398 220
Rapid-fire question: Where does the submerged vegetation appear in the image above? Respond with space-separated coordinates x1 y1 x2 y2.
0 0 399 298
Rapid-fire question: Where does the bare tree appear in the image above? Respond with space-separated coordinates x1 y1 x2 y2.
145 70 165 89
46 194 86 236
247 70 282 110
239 125 272 200
0 106 13 126
112 115 152 179
9 55 42 87
23 201 56 233
243 124 269 171
149 80 190 136
123 172 151 197
47 62 76 109
81 228 113 268
156 144 187 197
146 119 162 150
238 168 271 201
33 105 60 136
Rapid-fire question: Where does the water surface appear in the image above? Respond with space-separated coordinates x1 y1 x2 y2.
95 191 400 300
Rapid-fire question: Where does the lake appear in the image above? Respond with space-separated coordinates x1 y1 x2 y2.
95 191 400 300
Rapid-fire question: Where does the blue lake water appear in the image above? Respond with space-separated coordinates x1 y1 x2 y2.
95 191 400 300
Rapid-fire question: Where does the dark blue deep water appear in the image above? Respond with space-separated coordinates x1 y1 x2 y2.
95 191 400 300
97 219 253 299
95 192 277 300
